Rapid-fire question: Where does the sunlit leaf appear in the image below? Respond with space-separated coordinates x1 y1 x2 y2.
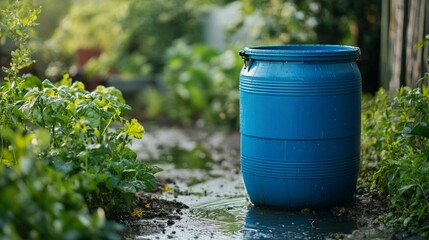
398 184 416 194
21 75 42 89
34 128 50 150
1 158 14 167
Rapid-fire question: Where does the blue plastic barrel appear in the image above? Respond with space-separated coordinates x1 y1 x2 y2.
239 45 361 208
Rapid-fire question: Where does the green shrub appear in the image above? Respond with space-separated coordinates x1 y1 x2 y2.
19 75 161 212
360 89 393 186
361 88 429 236
0 129 122 240
47 0 214 77
0 1 161 237
161 40 241 128
373 88 429 235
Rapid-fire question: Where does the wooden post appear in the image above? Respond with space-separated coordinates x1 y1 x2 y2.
380 0 390 90
405 0 426 88
380 0 429 93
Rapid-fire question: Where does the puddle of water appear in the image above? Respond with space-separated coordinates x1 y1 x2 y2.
193 197 248 236
242 206 357 240
154 145 214 170
191 196 358 240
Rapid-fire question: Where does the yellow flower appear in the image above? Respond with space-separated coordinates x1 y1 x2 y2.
74 81 85 90
131 208 143 218
145 203 151 209
124 119 145 139
1 159 14 167
163 185 173 192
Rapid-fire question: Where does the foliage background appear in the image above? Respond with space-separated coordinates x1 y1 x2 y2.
16 0 382 128
1 0 428 237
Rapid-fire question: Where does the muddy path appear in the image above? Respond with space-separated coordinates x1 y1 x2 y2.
121 125 395 239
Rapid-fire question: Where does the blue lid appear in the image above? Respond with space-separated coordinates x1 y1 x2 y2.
242 44 360 62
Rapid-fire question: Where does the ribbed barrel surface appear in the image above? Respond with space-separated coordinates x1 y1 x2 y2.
239 45 361 208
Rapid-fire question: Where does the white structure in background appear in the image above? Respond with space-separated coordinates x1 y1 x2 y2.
203 1 264 50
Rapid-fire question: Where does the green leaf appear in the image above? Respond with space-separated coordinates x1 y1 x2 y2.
77 103 101 129
15 28 23 36
121 147 137 160
59 73 72 87
416 34 429 49
31 108 44 125
53 160 75 175
416 186 423 198
403 216 412 227
398 184 416 194
21 75 42 89
409 123 429 138
122 169 137 179
42 79 56 89
94 174 112 190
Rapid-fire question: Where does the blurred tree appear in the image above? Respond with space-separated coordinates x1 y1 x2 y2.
293 0 355 44
353 0 381 93
235 0 382 93
33 0 73 41
118 0 203 73
51 0 126 54
237 0 317 44
31 0 73 79
44 0 222 77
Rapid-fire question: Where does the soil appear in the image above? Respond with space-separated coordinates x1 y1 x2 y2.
119 191 189 238
116 124 405 240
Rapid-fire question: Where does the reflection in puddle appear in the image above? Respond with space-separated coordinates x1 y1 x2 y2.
151 145 215 170
193 197 248 236
193 197 358 239
243 205 357 240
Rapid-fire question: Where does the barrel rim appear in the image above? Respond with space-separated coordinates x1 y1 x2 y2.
243 44 360 62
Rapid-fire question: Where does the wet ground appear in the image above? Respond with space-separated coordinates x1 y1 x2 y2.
123 124 395 240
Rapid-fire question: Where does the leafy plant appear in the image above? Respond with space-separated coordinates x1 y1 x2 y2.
18 75 161 212
0 1 161 237
0 2 39 131
359 33 429 237
362 88 429 236
0 129 122 240
373 88 429 235
360 89 393 186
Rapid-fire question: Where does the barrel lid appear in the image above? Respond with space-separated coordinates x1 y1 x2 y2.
242 44 360 62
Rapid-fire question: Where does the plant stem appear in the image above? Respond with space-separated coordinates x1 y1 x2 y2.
100 117 113 141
